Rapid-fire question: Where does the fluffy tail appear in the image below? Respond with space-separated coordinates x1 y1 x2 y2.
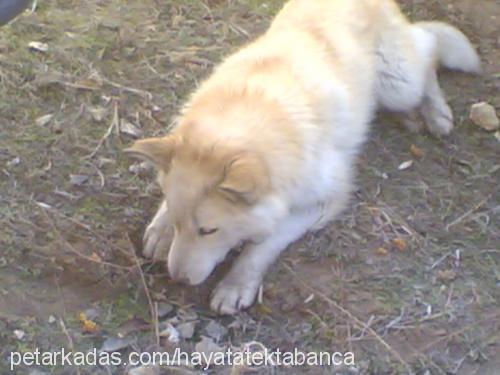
416 21 481 73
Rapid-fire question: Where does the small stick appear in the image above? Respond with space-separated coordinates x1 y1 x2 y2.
126 233 158 349
85 101 120 159
445 195 491 231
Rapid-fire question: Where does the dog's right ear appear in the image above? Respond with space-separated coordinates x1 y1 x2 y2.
124 136 176 171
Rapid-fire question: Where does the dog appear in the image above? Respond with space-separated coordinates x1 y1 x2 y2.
125 0 480 314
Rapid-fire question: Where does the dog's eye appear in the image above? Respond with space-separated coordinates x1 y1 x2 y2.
198 227 218 236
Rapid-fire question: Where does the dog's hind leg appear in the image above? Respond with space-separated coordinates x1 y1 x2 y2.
375 26 435 115
419 69 454 136
375 25 455 135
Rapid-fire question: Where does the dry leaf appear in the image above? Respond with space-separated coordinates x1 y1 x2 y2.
74 78 102 90
254 304 273 314
392 238 408 251
437 270 457 282
410 144 424 158
89 252 102 262
35 114 54 127
375 247 389 256
78 312 99 333
398 160 414 170
28 41 49 52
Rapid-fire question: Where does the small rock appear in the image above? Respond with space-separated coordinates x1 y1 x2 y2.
127 365 159 375
48 315 56 324
6 157 20 168
100 336 133 352
84 308 100 321
120 120 143 138
176 321 196 339
128 162 151 174
470 102 499 131
29 370 49 375
204 320 227 340
13 330 25 340
70 174 89 186
157 302 173 318
194 337 224 366
159 324 180 343
177 309 198 321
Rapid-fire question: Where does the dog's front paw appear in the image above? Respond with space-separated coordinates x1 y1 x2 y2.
143 221 172 261
210 276 261 315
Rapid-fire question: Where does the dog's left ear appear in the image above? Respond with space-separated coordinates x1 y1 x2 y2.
218 153 270 205
124 136 176 171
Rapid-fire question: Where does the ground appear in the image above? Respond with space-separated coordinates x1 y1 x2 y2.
0 0 498 374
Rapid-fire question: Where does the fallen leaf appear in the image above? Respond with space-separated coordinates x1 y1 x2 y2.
392 238 408 251
28 41 49 52
410 144 424 158
398 160 414 171
375 247 389 256
254 304 273 314
79 312 99 333
437 270 457 282
35 114 54 127
89 253 102 262
304 294 315 304
74 78 102 90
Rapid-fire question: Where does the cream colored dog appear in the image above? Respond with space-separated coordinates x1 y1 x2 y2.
126 0 480 314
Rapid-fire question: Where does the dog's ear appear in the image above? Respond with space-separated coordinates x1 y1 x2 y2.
218 153 269 205
124 136 176 171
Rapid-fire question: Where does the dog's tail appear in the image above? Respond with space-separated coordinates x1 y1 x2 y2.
416 21 481 73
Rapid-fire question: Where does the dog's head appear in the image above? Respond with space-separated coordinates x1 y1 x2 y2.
125 132 281 285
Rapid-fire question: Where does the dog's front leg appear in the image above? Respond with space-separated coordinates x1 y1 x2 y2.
143 200 173 261
210 206 323 315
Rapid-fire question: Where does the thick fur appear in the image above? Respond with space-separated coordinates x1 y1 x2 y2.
126 0 480 314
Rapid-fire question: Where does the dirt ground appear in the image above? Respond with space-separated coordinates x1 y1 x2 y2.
0 0 498 374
